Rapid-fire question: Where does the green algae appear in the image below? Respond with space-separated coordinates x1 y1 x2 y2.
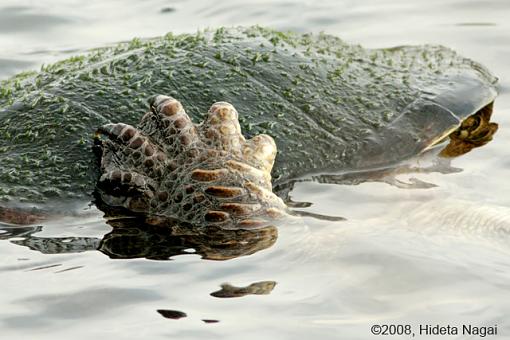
0 26 497 206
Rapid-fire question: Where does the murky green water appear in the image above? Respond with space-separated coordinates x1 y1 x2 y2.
1 0 510 339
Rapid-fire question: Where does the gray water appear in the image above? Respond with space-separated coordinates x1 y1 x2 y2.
1 0 510 339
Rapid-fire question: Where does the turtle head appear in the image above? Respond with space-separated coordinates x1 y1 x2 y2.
440 102 498 157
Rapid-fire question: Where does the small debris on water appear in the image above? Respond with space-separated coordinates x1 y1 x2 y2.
202 319 220 324
160 7 176 13
157 309 187 319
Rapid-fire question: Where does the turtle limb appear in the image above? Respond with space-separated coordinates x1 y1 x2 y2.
95 96 287 230
95 123 164 212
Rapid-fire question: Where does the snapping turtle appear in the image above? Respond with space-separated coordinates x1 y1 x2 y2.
0 26 498 230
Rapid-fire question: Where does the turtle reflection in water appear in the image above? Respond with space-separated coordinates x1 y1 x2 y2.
0 27 499 255
2 219 277 261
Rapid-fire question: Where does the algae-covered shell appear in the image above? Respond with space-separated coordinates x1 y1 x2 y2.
0 26 498 211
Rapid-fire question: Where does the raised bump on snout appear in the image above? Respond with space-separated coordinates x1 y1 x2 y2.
191 168 228 182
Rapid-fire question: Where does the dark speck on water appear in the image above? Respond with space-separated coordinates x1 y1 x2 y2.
157 309 187 319
202 319 220 324
160 7 176 14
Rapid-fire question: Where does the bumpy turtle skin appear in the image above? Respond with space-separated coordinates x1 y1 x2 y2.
0 26 497 206
96 96 286 229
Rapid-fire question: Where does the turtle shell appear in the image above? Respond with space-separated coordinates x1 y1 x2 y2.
0 26 498 209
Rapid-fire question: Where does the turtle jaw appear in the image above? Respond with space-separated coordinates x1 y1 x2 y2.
438 101 498 157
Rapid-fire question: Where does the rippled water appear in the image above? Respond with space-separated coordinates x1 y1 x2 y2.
1 0 510 339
